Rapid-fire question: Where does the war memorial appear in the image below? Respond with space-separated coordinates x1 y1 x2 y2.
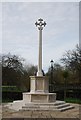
7 18 74 112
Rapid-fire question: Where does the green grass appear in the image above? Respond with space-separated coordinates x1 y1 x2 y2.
65 98 81 104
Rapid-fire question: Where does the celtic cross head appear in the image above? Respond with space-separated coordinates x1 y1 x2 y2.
35 18 46 30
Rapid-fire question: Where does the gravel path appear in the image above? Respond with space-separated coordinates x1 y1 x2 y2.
1 103 80 119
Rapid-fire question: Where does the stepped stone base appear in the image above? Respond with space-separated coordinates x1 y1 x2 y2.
7 100 74 111
21 101 74 111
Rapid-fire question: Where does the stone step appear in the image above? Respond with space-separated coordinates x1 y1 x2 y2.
22 105 39 109
23 103 66 109
53 101 65 106
55 103 70 109
21 106 74 111
20 102 74 111
21 107 39 111
58 105 74 111
25 101 65 106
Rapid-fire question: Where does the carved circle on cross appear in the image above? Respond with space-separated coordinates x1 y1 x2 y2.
35 18 46 30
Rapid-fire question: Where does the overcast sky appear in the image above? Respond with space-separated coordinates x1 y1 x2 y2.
1 2 79 72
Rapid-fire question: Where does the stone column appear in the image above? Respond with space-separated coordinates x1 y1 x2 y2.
35 18 46 76
37 27 43 76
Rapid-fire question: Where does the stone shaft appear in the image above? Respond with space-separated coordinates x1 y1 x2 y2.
37 28 43 76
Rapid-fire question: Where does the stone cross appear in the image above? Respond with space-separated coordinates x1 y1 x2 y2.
35 18 46 76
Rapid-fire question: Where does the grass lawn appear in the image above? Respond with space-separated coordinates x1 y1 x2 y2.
65 98 81 104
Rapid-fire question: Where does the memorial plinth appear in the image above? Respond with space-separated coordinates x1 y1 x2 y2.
23 76 56 103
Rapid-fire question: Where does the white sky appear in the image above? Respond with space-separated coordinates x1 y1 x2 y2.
0 2 79 72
